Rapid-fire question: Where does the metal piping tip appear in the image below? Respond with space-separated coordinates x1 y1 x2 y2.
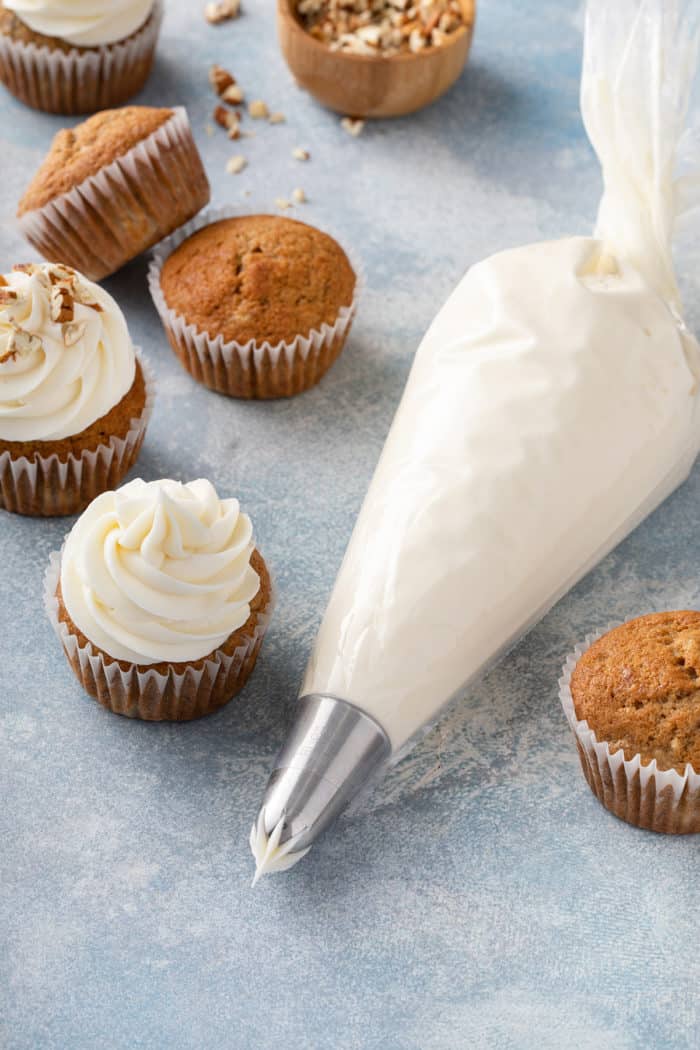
249 694 391 884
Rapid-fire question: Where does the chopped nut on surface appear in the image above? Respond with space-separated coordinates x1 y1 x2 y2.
292 146 310 161
292 188 307 204
268 112 286 125
275 197 291 210
297 0 467 55
341 116 365 137
205 0 240 24
209 63 236 96
226 155 248 174
12 263 36 275
0 275 7 287
248 99 270 119
222 83 244 104
0 288 19 306
214 103 238 131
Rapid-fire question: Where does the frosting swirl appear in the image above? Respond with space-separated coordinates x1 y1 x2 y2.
4 0 153 47
0 263 135 443
60 478 261 665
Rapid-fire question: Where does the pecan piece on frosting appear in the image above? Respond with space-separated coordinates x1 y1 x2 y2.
47 263 77 286
0 288 19 306
62 321 87 347
0 326 43 364
51 284 75 324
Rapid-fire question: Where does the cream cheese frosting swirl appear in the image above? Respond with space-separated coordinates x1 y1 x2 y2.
0 263 135 443
60 478 262 665
3 0 154 47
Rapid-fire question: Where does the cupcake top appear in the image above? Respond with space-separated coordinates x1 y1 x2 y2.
1 0 153 47
0 262 135 442
17 106 173 215
60 478 262 665
159 215 356 347
570 612 700 774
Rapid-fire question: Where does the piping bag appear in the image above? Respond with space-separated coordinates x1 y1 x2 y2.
250 0 700 883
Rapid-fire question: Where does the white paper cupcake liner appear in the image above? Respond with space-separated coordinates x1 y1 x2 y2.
559 624 700 833
44 547 274 721
0 0 163 115
0 350 155 518
147 205 363 399
18 105 210 282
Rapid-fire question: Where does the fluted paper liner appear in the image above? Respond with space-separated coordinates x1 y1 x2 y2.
148 206 362 399
0 1 163 115
18 105 210 282
44 549 274 721
0 350 154 517
559 625 700 834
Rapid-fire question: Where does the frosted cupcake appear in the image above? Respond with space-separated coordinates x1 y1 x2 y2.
0 0 163 114
149 211 358 399
18 106 210 282
0 261 153 516
45 478 273 721
560 614 700 834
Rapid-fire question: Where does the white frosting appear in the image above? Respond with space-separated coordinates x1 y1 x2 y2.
302 237 700 749
249 809 311 886
0 263 135 443
4 0 153 46
60 478 261 666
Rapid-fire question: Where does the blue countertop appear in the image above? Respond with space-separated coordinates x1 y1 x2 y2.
2 2 699 1048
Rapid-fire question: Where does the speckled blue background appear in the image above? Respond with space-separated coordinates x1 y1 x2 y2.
2 2 700 1048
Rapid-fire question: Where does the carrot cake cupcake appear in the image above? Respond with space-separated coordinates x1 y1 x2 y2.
0 261 153 516
560 613 700 834
149 212 358 399
45 477 273 721
0 0 163 114
18 105 210 282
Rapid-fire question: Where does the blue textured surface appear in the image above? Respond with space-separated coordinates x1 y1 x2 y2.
2 2 700 1048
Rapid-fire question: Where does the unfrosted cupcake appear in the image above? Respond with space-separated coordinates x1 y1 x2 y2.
45 477 273 721
0 261 153 516
560 613 700 834
149 211 358 399
18 105 210 282
0 0 163 114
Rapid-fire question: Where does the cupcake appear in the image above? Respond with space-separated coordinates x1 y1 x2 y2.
560 613 700 834
0 261 153 516
149 211 358 399
0 0 163 115
17 106 211 282
45 478 273 721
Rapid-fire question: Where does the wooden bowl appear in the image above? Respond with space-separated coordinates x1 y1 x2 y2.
277 0 476 119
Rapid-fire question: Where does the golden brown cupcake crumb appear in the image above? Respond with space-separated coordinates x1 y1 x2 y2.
160 214 356 347
570 611 700 774
18 106 174 215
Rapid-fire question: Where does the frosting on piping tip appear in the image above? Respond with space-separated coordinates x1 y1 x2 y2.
0 263 135 443
249 810 311 887
60 478 261 665
3 0 154 47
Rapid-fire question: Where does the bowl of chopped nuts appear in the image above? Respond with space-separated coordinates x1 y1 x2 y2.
277 0 475 118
